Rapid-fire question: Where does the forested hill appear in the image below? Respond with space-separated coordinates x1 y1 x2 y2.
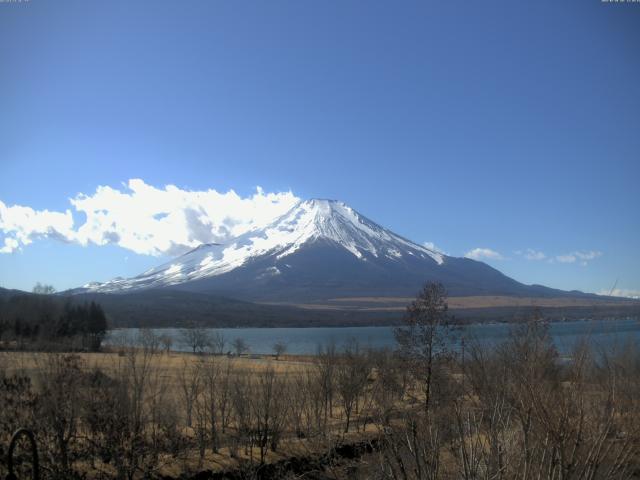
0 287 108 350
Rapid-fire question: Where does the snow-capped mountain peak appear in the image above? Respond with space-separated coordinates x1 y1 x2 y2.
80 199 445 293
273 198 444 262
70 197 586 304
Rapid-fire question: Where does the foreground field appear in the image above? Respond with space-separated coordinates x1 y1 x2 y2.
1 349 313 379
1 318 640 480
1 345 394 479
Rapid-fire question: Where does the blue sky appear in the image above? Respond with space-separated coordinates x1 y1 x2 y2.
0 0 638 296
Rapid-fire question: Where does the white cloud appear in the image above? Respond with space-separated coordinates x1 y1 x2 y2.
464 247 504 261
423 241 447 255
596 288 640 299
555 250 602 265
574 251 602 261
0 179 299 256
522 248 546 261
0 202 76 253
0 237 19 254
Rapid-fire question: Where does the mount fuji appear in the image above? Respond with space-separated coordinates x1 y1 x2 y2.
75 199 581 303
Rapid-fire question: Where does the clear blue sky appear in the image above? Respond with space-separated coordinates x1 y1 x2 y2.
0 0 638 295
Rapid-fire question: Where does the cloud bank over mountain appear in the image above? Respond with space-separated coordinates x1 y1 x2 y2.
0 180 606 275
0 179 299 256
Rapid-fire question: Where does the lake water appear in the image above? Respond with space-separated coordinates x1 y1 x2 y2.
107 317 640 355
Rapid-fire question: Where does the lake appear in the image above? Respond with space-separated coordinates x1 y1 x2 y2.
106 317 640 355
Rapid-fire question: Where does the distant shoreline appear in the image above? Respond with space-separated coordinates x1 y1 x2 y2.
105 317 640 356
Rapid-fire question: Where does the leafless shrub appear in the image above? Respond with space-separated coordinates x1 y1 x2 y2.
336 339 370 433
209 330 226 355
0 369 38 479
158 333 173 354
250 366 289 463
178 358 201 429
138 328 160 355
315 342 338 434
0 290 638 480
378 411 442 480
370 348 406 427
232 337 249 356
180 324 212 354
273 341 287 360
36 354 84 477
230 368 252 458
197 354 222 453
454 322 640 480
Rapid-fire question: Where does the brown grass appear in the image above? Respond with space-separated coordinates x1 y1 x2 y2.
266 295 640 311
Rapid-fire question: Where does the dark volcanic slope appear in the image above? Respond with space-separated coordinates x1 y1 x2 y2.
169 240 576 302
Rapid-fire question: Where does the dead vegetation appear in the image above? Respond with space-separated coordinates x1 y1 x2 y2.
0 283 638 479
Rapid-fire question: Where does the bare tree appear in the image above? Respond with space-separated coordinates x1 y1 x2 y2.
82 365 132 479
303 368 326 436
138 328 160 355
36 354 84 477
180 324 211 354
370 348 406 426
159 334 173 354
0 304 637 480
378 411 443 480
453 318 640 480
230 370 252 458
250 367 289 464
198 355 222 453
210 330 226 355
316 341 338 434
395 282 452 414
336 339 369 432
273 341 287 360
0 369 38 478
288 373 312 438
105 345 178 480
232 337 249 356
216 357 234 434
178 359 201 428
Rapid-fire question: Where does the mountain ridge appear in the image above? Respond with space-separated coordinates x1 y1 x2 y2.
70 199 603 303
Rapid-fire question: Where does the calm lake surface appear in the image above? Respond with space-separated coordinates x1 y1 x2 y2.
107 317 640 355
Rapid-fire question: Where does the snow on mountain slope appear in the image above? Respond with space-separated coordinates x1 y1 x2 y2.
81 199 446 293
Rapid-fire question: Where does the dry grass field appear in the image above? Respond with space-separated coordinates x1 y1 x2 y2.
0 349 313 378
285 295 640 310
0 346 391 479
1 316 639 479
